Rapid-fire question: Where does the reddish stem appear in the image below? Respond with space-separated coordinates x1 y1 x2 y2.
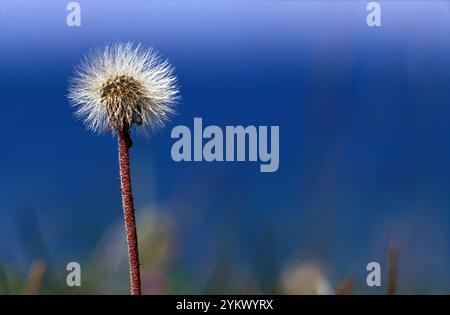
118 127 142 295
387 246 398 295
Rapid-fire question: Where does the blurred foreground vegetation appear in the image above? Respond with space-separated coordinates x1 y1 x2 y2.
0 208 403 295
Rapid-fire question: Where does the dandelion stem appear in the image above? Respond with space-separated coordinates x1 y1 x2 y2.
118 127 142 295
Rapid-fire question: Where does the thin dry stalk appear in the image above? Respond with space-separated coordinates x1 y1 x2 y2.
387 246 398 295
335 277 355 295
22 259 46 295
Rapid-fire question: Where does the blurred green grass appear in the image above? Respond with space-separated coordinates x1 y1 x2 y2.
0 207 403 295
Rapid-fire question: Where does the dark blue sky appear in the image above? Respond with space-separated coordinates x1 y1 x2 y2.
0 1 449 292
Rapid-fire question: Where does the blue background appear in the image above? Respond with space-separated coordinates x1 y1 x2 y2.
0 0 449 293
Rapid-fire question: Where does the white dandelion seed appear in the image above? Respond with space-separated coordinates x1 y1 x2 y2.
68 42 179 133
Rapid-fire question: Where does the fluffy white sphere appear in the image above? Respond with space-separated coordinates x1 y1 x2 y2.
68 43 179 133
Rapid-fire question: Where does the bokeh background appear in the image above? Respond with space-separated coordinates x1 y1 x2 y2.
0 0 449 294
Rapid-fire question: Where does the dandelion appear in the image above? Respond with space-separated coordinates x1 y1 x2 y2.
68 42 179 295
280 262 334 295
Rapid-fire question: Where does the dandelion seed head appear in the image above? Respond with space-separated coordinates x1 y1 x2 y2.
281 262 334 295
68 42 179 133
